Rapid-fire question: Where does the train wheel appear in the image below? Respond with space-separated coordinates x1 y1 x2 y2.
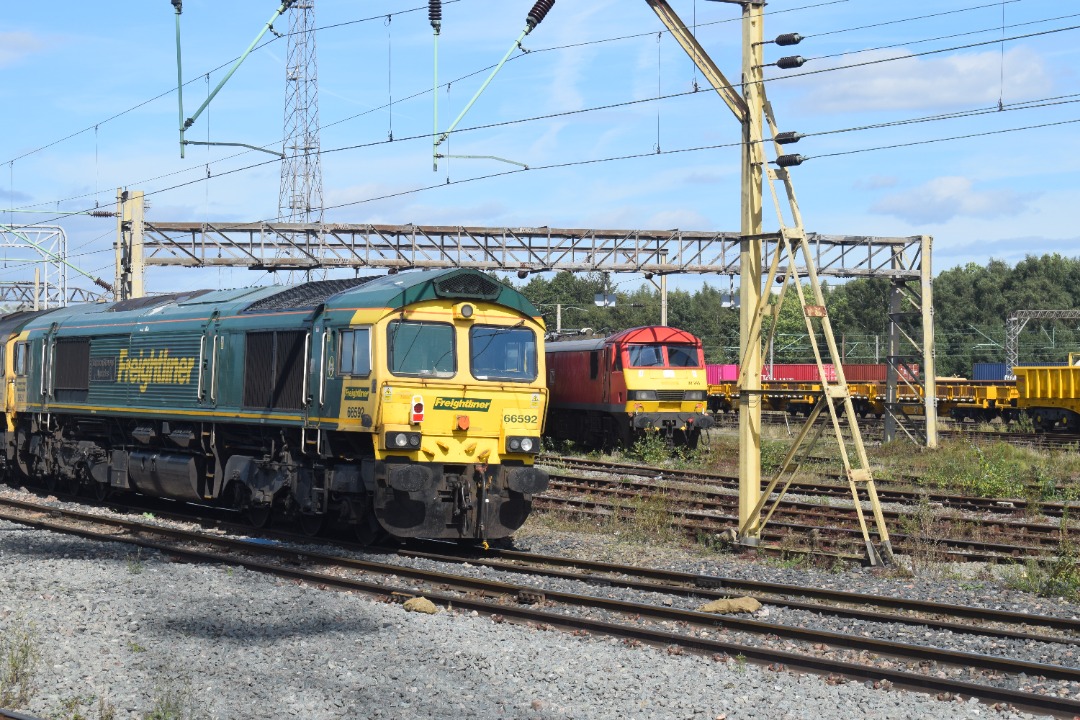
298 513 325 537
93 481 111 503
245 504 273 529
353 517 382 546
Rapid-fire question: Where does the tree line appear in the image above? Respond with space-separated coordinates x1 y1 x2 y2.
511 253 1080 377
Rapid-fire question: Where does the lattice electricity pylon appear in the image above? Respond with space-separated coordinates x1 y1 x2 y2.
0 225 69 308
278 0 325 281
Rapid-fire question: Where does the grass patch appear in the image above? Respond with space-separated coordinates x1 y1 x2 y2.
0 618 40 709
52 694 117 720
144 681 207 720
875 438 1080 501
1004 511 1080 601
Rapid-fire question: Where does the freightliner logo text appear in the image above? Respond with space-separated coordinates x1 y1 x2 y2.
432 398 492 412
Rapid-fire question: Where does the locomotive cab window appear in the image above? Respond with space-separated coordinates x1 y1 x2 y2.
338 328 372 377
627 344 663 367
14 343 28 376
469 324 537 382
666 344 701 368
387 320 455 378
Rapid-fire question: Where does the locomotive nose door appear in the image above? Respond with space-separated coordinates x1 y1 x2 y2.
198 312 220 407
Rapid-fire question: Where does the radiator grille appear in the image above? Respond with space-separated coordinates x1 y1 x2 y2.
434 272 500 300
656 390 685 402
244 331 306 410
54 339 90 391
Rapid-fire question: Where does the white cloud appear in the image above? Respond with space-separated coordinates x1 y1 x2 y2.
0 32 44 68
646 209 711 229
853 176 897 190
792 46 1051 113
870 176 1038 224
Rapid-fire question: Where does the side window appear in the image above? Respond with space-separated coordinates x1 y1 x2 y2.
589 351 599 380
613 349 622 371
14 343 28 377
339 328 371 377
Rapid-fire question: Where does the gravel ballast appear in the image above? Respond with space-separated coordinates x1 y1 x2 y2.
0 519 1053 720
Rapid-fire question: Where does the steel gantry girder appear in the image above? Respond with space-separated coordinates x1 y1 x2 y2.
1005 309 1080 376
0 283 105 309
136 220 925 278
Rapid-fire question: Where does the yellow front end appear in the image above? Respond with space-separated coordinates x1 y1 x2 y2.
622 366 713 442
337 298 549 539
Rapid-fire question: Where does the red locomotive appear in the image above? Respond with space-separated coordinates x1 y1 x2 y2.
545 326 714 449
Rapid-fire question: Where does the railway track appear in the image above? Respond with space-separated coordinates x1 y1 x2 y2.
3 495 1079 717
535 459 1075 565
541 455 1074 519
709 412 1080 449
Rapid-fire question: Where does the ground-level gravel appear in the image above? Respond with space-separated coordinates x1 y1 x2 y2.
0 519 1051 720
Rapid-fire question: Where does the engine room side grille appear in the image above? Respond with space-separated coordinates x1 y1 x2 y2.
243 332 275 409
656 390 685 402
243 330 306 410
272 331 306 410
434 272 500 300
55 338 90 392
243 277 378 313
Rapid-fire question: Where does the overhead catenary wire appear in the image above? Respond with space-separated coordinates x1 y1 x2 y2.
13 74 1080 233
19 4 1079 218
1 0 850 171
1 0 467 168
10 3 1079 229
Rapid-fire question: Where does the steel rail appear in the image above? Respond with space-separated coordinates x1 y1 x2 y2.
546 474 1067 552
543 454 1074 518
2 500 1080 717
534 495 1048 564
399 548 1080 645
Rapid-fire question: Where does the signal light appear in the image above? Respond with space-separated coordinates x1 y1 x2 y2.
411 395 425 424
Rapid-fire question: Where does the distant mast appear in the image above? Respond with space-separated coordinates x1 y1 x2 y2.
278 0 325 282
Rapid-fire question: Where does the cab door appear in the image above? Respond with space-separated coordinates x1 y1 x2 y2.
199 312 220 407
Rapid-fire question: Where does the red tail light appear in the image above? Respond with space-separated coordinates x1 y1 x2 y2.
411 395 425 424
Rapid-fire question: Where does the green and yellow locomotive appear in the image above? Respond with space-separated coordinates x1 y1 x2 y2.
4 268 549 542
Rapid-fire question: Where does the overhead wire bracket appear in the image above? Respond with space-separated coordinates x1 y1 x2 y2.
172 0 296 158
432 0 555 171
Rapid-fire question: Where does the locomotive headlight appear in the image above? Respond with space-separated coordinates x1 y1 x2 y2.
684 390 706 401
506 436 540 455
386 432 423 450
628 390 657 401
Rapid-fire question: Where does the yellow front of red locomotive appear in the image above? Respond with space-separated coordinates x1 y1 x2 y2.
611 328 714 442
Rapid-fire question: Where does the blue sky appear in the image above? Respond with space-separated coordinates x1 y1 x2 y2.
2 0 1078 297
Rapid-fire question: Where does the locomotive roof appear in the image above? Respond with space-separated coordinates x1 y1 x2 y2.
545 325 701 354
317 268 540 317
17 268 539 335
